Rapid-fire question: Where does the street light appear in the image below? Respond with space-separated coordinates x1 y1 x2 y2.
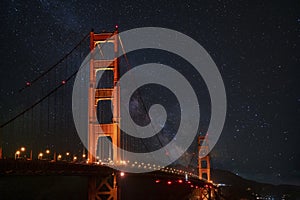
57 154 62 160
45 149 50 154
15 151 20 160
20 147 26 152
73 156 77 162
38 152 43 160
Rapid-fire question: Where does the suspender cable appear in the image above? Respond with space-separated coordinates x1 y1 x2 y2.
119 35 166 156
0 69 78 129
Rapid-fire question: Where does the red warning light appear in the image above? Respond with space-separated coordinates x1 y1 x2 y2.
26 82 31 86
155 180 160 183
115 24 118 29
62 80 66 84
167 181 172 185
178 180 183 183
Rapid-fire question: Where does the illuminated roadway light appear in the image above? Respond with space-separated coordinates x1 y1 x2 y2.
38 152 43 159
120 172 125 177
45 149 50 154
20 147 26 152
66 152 70 156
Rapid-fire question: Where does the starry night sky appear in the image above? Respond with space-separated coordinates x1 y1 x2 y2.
0 0 299 185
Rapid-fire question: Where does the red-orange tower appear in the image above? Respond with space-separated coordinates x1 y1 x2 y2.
88 28 120 164
198 135 211 182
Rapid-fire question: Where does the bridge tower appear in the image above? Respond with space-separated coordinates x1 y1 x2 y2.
87 27 120 200
88 28 120 164
198 135 211 182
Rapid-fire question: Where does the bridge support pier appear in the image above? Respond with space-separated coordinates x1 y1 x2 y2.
190 186 220 200
88 174 118 200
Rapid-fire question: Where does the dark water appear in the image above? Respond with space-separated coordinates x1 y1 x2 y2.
0 176 88 200
0 175 196 200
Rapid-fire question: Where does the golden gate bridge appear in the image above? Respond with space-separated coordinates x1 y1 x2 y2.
0 26 223 200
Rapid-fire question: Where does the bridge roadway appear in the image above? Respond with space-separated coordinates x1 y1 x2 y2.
0 159 209 184
0 159 219 200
